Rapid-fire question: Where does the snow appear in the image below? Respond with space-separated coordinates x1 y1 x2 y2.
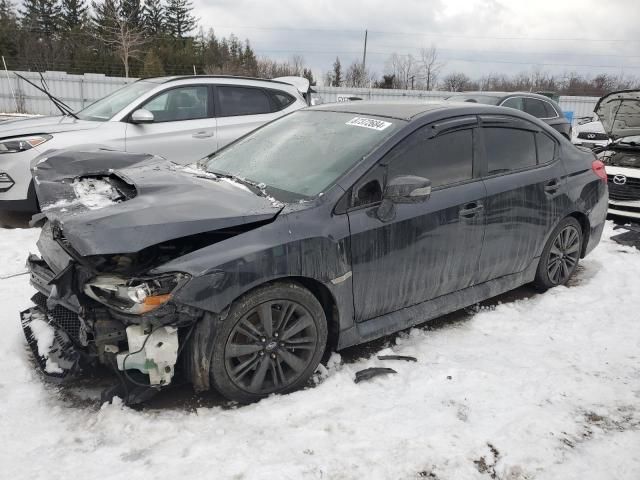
0 223 639 479
28 317 63 374
72 178 122 210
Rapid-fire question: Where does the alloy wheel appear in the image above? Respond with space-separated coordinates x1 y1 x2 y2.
546 225 580 285
224 299 319 395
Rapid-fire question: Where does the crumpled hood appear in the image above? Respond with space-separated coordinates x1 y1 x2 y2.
34 148 283 256
595 90 640 140
0 115 102 138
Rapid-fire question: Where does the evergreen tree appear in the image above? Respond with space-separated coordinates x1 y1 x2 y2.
60 0 88 31
0 0 19 57
21 0 62 37
120 0 143 29
143 0 165 36
165 0 196 38
332 57 342 86
142 49 164 76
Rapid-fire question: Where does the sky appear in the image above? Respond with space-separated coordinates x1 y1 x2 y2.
192 0 640 84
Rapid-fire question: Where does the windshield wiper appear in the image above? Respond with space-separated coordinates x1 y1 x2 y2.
207 169 266 197
14 72 79 119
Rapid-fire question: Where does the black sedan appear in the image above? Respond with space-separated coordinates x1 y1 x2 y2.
23 102 607 403
446 91 571 138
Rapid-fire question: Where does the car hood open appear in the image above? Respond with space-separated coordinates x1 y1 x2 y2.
33 148 283 256
0 115 103 138
594 90 640 140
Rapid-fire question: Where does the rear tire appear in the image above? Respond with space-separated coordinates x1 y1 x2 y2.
209 282 328 403
534 217 583 291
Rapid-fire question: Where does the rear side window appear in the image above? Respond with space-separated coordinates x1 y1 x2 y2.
387 128 474 188
523 98 548 118
536 133 556 164
543 101 558 118
484 127 536 174
217 86 272 117
501 97 523 110
271 91 295 110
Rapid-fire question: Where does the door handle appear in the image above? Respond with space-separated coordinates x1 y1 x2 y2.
544 179 561 194
193 131 214 139
459 202 484 218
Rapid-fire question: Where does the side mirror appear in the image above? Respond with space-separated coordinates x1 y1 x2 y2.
377 175 431 222
383 175 432 203
130 109 154 124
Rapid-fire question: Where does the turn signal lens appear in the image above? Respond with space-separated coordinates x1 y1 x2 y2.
592 160 607 181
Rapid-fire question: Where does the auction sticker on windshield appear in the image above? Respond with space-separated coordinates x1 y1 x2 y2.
346 117 393 131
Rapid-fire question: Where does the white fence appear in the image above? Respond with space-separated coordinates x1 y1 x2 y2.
0 70 600 124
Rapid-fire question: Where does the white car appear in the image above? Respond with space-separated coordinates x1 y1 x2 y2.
571 116 610 149
0 76 309 211
595 90 640 220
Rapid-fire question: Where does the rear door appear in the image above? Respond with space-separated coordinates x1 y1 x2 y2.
124 85 217 163
475 115 566 282
347 117 486 322
213 85 290 149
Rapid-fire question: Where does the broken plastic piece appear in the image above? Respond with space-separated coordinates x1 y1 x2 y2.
612 225 640 250
377 355 418 362
354 367 397 383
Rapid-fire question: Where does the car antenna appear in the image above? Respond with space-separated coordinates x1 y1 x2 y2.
14 72 79 119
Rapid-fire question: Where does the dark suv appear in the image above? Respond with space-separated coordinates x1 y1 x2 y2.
22 102 607 403
447 92 571 138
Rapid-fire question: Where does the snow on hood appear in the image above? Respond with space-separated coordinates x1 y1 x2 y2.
0 115 102 138
594 90 640 140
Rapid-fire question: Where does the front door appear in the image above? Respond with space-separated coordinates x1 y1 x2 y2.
347 119 486 322
125 85 217 164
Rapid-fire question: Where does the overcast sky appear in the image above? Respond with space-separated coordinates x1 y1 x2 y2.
192 0 639 84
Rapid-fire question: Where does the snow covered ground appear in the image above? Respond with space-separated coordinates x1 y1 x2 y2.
0 222 638 480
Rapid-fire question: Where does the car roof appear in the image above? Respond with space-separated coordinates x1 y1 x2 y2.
308 101 453 120
451 91 559 101
138 75 298 88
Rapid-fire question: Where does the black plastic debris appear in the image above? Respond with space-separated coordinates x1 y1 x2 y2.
612 223 640 250
377 355 418 362
354 367 397 383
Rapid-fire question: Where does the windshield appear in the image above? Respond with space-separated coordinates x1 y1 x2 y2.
76 81 158 121
205 110 404 199
447 94 501 105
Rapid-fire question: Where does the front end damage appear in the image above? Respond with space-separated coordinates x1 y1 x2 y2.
21 242 201 403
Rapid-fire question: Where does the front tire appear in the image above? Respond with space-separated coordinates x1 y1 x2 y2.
209 282 328 403
534 217 583 290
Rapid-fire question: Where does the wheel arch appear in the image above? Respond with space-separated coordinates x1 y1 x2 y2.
567 211 590 258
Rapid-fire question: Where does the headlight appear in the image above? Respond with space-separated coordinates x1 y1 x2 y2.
0 135 52 154
84 273 189 315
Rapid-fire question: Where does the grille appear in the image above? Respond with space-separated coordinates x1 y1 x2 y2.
32 292 83 344
607 175 640 201
577 131 608 141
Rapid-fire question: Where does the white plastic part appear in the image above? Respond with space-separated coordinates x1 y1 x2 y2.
116 325 179 386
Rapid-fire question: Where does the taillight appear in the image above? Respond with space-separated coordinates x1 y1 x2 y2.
592 160 607 181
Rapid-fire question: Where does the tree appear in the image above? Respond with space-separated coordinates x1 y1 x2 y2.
302 67 315 86
142 49 164 76
165 0 196 38
95 7 147 77
419 44 443 91
21 0 61 38
60 0 87 31
344 61 373 88
143 0 165 36
441 72 471 92
332 56 342 86
385 53 418 89
0 0 19 57
120 0 143 30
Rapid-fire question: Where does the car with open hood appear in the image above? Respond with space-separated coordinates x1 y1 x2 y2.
20 101 607 404
594 90 640 220
0 75 308 212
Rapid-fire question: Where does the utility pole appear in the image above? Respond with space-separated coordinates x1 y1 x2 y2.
362 29 368 71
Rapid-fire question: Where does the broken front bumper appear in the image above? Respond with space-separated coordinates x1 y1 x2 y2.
22 255 181 388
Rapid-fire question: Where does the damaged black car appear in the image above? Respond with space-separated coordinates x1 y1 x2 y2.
21 102 608 404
